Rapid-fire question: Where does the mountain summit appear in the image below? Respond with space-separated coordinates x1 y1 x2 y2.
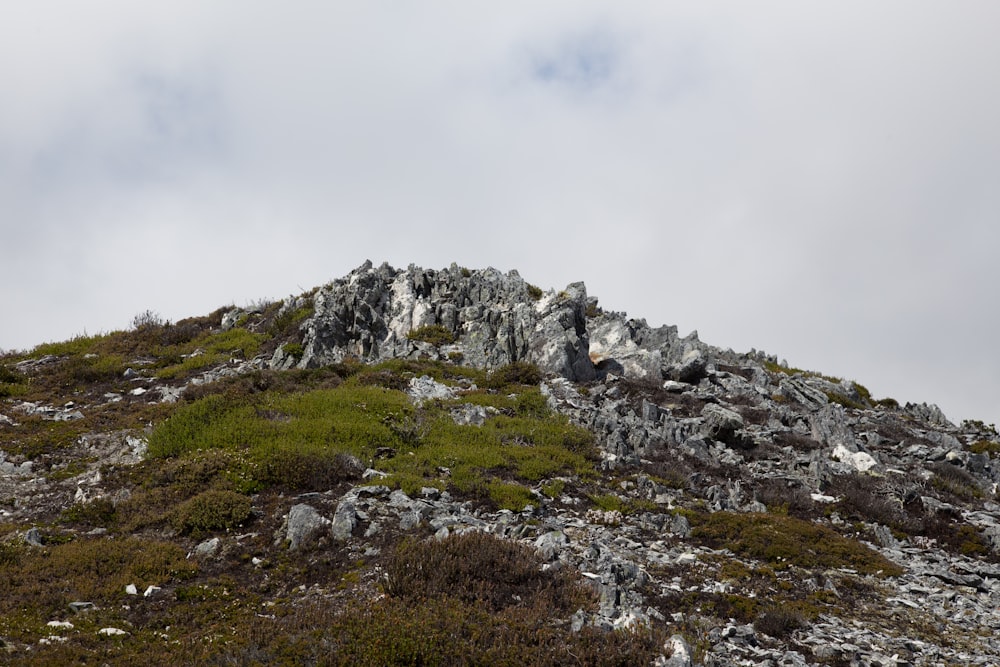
1 262 999 665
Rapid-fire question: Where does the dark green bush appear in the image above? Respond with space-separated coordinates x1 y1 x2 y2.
0 363 23 384
406 324 456 346
61 498 118 528
173 489 252 535
282 342 305 360
488 361 543 388
970 440 1000 457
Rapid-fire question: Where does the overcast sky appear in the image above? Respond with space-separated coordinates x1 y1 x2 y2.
2 2 998 427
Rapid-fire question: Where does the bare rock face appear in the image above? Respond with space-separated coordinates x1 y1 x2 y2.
270 261 717 386
271 262 597 381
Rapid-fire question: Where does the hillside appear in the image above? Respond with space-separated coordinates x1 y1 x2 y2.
1 261 999 666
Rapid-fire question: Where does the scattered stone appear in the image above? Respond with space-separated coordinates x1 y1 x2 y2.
193 537 221 558
277 503 330 550
661 634 693 667
407 375 455 403
98 627 128 637
125 584 138 595
68 602 96 614
330 500 357 540
831 443 878 472
534 530 568 561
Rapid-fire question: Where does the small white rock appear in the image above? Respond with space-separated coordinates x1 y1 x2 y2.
125 584 138 595
98 627 128 636
46 621 74 629
143 585 161 597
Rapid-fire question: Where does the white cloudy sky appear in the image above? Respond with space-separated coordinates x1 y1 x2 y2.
2 2 998 426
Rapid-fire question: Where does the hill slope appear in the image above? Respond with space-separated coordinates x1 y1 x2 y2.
1 261 999 665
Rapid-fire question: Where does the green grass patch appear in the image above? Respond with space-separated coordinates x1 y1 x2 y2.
148 383 410 492
147 362 595 506
31 333 110 358
689 511 903 576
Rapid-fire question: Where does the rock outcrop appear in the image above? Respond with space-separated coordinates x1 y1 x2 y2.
269 261 597 381
4 261 1000 665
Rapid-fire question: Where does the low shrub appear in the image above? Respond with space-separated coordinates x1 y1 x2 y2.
406 324 456 347
238 595 666 667
256 449 362 492
754 606 805 638
487 361 543 388
929 461 984 501
755 478 817 519
269 303 315 337
970 440 1000 457
689 511 903 576
488 480 535 510
281 342 305 360
0 363 23 384
541 479 566 499
0 536 196 620
172 489 252 535
824 391 866 411
60 498 118 528
383 531 590 613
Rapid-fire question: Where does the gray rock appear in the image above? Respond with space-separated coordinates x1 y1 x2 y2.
278 262 599 381
278 503 329 550
23 527 44 547
407 375 455 403
668 349 707 384
701 403 745 443
193 537 221 557
534 530 568 561
450 403 491 426
662 634 693 667
330 500 357 540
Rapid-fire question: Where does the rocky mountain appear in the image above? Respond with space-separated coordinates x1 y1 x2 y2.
2 261 1000 665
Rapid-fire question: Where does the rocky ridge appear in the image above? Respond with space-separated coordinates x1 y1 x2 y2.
2 261 1000 665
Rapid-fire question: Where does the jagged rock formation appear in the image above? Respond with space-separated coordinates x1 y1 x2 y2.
267 261 701 385
3 261 1000 665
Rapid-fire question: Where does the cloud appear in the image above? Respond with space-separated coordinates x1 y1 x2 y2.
1 2 999 426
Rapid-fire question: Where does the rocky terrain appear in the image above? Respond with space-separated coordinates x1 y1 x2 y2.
2 261 1000 665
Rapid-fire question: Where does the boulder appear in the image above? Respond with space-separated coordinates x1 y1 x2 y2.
277 504 330 550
